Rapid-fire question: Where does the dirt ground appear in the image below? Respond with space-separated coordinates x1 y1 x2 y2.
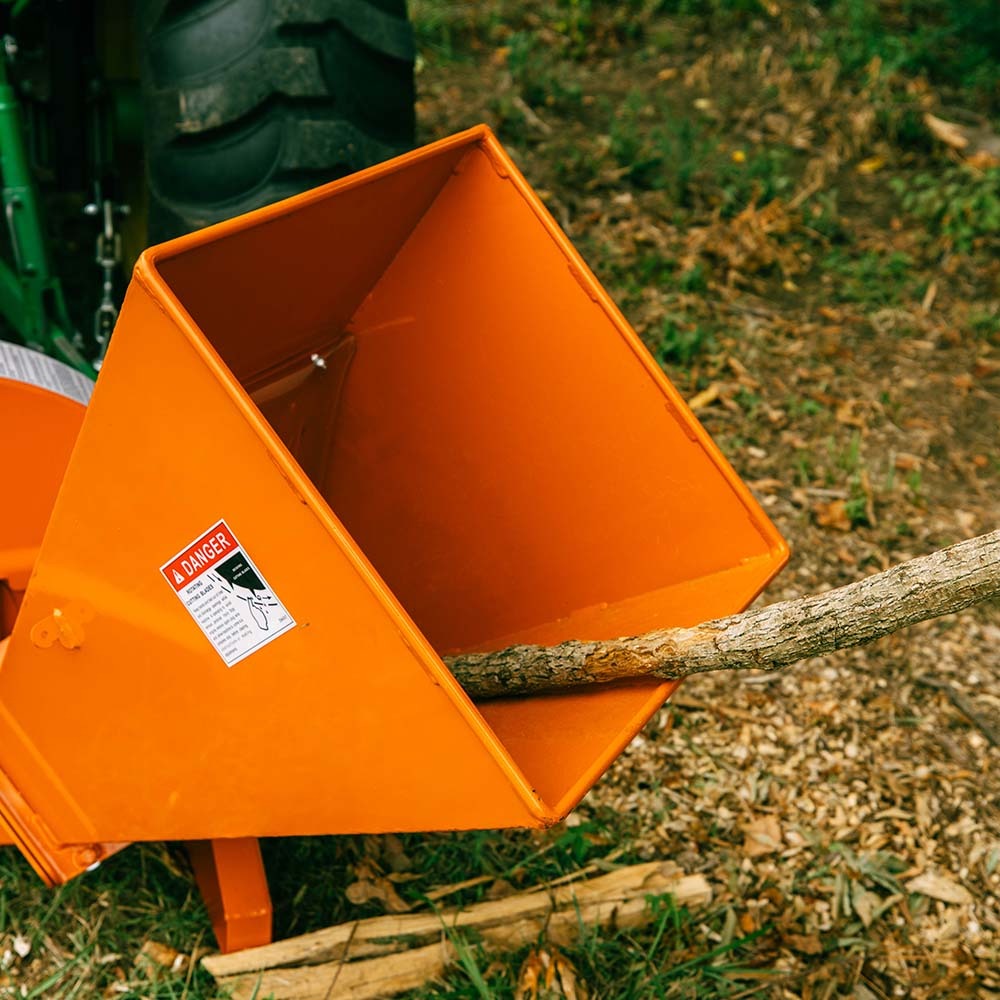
411 2 999 996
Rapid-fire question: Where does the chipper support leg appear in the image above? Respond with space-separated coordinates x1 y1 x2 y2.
188 837 272 953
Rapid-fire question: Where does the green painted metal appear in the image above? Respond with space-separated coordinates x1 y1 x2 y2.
0 0 33 18
112 81 143 148
0 52 96 378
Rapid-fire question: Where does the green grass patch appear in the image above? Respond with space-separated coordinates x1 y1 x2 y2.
608 91 796 214
892 166 1000 253
0 845 216 999
821 247 916 306
654 315 717 367
407 895 782 999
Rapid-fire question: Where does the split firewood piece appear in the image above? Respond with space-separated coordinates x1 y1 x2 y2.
447 530 1000 700
203 862 711 1000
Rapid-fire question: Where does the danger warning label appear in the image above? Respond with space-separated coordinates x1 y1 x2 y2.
161 520 294 666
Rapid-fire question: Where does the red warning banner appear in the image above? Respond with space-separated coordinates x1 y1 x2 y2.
161 521 237 592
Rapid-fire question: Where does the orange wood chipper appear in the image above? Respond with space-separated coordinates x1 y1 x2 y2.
0 126 788 952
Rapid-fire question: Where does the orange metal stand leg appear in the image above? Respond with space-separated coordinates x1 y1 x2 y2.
188 837 272 953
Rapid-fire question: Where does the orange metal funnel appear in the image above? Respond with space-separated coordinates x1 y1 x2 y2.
0 126 787 883
0 346 103 856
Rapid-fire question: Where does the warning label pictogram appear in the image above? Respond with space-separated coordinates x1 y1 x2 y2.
160 520 295 666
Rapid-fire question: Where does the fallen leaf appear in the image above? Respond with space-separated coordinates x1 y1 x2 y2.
487 878 516 900
688 382 721 411
515 949 544 1000
727 355 759 388
894 452 922 472
346 864 412 913
968 148 1000 169
813 499 852 532
973 357 1000 378
382 833 413 873
785 932 823 954
835 400 865 427
906 871 973 905
856 155 885 174
750 477 784 494
954 509 977 537
135 941 187 975
743 815 783 857
852 882 880 928
515 947 586 1000
553 950 585 1000
346 877 411 912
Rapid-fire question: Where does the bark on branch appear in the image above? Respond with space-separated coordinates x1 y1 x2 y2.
446 529 1000 700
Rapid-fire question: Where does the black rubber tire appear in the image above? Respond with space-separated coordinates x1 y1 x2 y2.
136 0 415 241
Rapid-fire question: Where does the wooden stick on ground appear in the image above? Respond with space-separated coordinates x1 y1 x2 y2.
203 862 711 1000
447 529 1000 700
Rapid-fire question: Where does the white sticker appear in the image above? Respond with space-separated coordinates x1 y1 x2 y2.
160 520 295 666
0 341 94 405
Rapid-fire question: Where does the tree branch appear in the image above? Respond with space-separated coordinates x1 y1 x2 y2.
446 530 1000 700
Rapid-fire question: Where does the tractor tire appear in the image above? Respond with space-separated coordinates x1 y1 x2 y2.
135 0 416 242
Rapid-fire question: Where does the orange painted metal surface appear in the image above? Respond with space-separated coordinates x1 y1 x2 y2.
0 373 90 854
0 126 788 887
188 838 272 952
0 376 86 593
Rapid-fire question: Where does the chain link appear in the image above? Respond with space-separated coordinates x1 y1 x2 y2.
86 194 128 364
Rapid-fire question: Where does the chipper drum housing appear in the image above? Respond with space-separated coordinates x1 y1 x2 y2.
0 126 788 951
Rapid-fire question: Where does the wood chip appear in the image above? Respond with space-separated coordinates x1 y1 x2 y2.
743 815 783 857
905 872 973 906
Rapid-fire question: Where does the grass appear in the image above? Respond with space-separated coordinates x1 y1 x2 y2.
0 845 216 998
654 315 717 367
406 897 782 999
262 813 637 936
607 90 797 214
892 166 1000 253
0 820 781 998
821 248 917 307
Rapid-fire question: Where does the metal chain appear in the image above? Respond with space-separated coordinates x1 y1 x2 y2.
84 192 128 365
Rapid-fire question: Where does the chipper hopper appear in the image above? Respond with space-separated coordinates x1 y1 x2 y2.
0 126 788 952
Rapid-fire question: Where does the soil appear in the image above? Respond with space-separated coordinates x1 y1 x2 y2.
414 5 999 996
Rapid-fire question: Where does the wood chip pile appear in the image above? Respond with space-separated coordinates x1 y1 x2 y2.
583 605 1000 996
